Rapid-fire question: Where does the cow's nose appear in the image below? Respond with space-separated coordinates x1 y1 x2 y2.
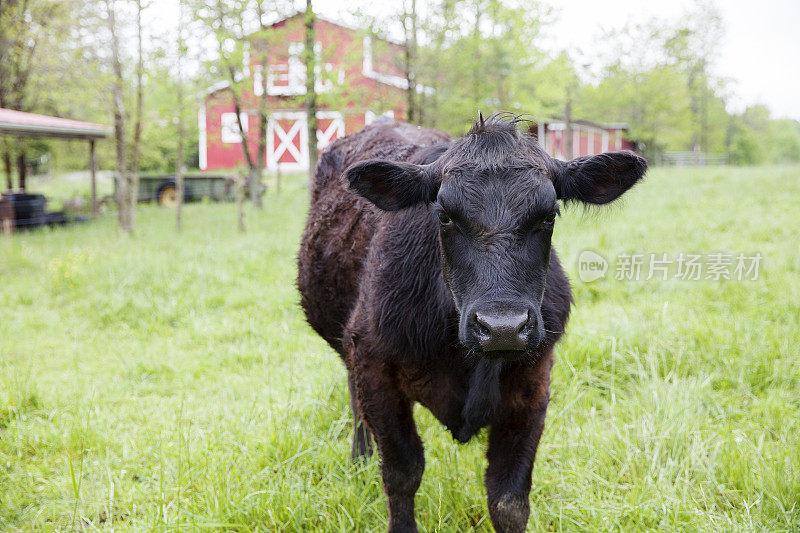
474 308 530 351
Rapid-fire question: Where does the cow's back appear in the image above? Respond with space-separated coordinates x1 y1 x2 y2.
297 121 450 355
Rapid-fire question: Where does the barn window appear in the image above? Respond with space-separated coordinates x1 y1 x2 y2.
261 41 340 96
221 112 248 143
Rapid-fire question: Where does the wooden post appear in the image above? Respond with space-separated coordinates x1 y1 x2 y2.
17 152 26 191
89 140 98 218
3 150 12 191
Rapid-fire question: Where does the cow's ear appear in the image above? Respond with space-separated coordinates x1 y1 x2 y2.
343 159 438 211
549 151 647 205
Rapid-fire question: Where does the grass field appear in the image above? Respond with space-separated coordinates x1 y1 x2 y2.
1 165 799 532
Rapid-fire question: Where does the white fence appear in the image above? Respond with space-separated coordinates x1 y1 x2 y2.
661 151 729 166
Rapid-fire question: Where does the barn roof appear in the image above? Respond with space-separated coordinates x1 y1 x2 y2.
204 12 407 98
539 118 629 131
269 11 405 46
0 108 109 140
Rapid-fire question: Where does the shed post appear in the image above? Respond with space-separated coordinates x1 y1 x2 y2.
89 140 98 218
17 152 26 191
3 150 12 190
537 122 545 151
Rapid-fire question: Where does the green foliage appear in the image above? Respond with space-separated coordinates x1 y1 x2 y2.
577 64 694 158
1 166 799 530
415 0 568 133
731 106 800 165
730 126 765 165
768 119 800 163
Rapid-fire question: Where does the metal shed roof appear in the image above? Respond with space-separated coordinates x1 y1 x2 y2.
0 108 109 140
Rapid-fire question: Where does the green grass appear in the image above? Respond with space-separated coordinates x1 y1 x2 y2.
1 166 799 531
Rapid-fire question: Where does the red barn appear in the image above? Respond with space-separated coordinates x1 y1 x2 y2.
531 119 637 160
200 13 409 172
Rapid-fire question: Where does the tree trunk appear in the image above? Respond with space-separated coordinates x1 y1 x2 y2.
472 3 481 112
254 50 267 208
106 0 132 232
236 172 246 233
251 1 270 208
3 149 12 190
229 69 259 208
304 0 318 181
404 0 417 124
130 0 145 228
175 0 185 231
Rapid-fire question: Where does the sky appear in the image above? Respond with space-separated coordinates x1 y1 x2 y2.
305 0 800 120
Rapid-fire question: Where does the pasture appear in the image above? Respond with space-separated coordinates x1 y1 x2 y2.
1 165 798 531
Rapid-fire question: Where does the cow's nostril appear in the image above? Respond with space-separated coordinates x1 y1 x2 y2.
515 310 530 333
474 313 491 336
474 314 491 337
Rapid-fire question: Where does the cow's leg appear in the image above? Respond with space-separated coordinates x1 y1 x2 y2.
354 356 424 533
484 356 553 533
347 372 373 459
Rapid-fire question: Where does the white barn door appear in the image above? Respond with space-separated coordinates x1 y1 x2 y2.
267 111 308 172
267 111 344 171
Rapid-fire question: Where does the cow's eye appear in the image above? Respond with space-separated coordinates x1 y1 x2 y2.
541 212 556 229
437 211 451 225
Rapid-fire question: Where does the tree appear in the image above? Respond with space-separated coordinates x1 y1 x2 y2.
175 0 187 231
304 0 318 180
769 119 800 163
662 1 725 153
130 0 146 228
412 0 556 133
104 0 134 232
729 124 764 165
401 0 418 123
192 0 286 209
0 0 59 190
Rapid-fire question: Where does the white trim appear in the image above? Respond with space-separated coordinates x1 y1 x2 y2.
316 111 344 149
205 80 231 96
572 127 579 158
198 106 207 170
221 112 248 143
267 111 309 171
362 36 409 90
601 131 609 153
264 41 338 96
243 42 250 77
254 65 264 96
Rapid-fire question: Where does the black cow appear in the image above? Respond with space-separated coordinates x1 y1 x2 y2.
297 114 646 532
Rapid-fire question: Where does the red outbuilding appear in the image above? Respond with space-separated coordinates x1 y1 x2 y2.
530 119 637 160
200 13 409 172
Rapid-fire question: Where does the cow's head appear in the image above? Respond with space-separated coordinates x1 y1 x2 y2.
344 115 646 360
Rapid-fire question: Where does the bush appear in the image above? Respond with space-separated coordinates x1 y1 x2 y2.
729 127 764 165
